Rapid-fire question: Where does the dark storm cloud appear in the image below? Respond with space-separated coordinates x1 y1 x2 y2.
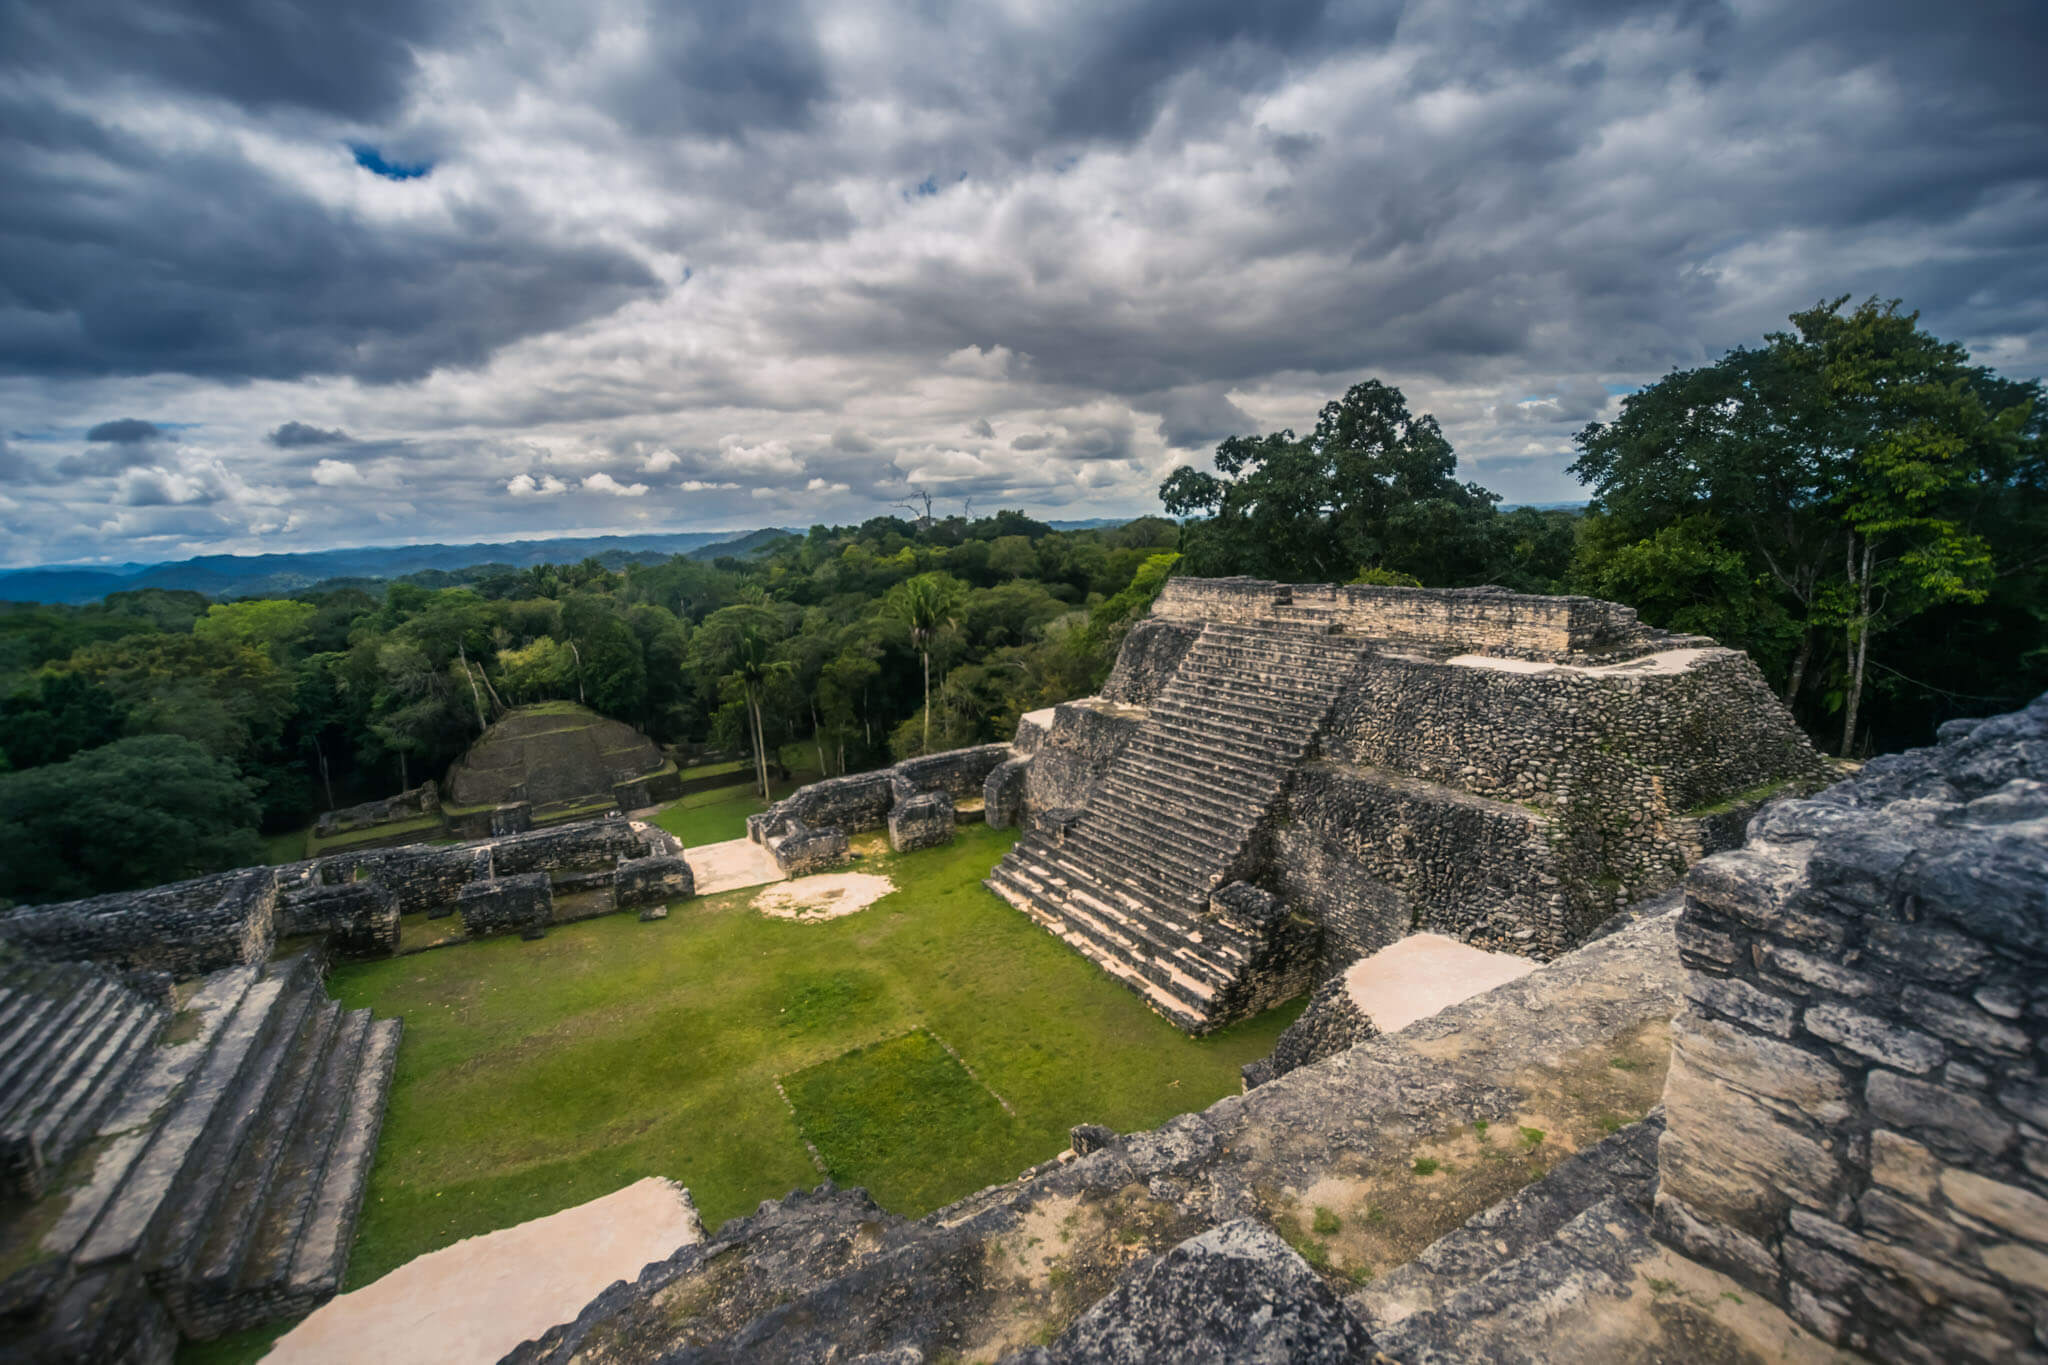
4 0 2045 563
1153 387 1256 450
85 418 162 443
0 113 661 383
1042 0 1348 142
606 2 831 139
268 422 353 448
0 0 456 121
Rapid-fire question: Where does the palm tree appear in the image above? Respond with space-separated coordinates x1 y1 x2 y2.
727 627 793 799
887 573 963 751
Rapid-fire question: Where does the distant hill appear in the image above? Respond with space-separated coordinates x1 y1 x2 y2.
0 530 799 605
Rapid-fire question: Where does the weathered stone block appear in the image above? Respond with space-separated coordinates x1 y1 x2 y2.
614 855 693 912
1804 1001 1946 1074
887 791 955 853
1939 1168 2048 1244
457 872 552 940
1070 1124 1115 1156
1867 1071 2016 1157
983 756 1030 830
774 824 849 876
1686 973 1798 1037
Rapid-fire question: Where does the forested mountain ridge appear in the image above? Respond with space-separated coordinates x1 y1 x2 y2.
0 528 803 604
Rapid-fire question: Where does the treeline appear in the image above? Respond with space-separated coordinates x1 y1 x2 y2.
1164 299 2046 756
0 514 1179 903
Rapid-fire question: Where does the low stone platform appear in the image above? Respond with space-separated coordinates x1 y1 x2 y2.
686 837 786 896
1343 931 1538 1033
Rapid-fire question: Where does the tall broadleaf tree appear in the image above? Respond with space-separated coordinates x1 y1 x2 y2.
1573 297 2044 754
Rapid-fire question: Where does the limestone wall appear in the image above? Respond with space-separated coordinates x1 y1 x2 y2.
1655 693 2048 1363
1267 763 1574 964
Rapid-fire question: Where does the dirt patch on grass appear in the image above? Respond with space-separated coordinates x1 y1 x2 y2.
753 872 896 922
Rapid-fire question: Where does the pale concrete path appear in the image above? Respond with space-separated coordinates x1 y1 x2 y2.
687 836 786 895
1344 932 1539 1033
267 1178 701 1365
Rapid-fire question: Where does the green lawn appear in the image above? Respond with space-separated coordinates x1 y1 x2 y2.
647 774 811 846
328 824 1302 1293
259 829 308 865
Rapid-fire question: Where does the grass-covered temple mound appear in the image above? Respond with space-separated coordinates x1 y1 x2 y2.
329 825 1299 1289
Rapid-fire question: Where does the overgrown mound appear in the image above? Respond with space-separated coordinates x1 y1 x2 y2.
445 702 670 809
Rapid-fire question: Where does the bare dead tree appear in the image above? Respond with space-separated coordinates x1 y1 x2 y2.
895 486 934 524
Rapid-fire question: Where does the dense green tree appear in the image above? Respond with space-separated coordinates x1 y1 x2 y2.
1572 298 2045 752
1162 379 1516 586
0 735 264 905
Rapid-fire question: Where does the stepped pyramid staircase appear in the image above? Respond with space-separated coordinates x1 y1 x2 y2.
988 611 1371 1032
0 961 168 1204
1 951 401 1357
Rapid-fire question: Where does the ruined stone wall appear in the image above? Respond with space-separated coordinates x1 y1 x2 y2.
1100 618 1201 706
0 868 278 977
1267 763 1574 964
274 880 400 957
892 744 1011 804
1656 693 2048 1364
457 872 553 939
312 781 440 839
488 819 647 875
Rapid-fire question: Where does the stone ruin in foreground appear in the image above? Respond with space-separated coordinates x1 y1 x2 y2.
510 689 2048 1365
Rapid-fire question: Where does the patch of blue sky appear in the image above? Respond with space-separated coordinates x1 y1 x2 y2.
351 145 433 181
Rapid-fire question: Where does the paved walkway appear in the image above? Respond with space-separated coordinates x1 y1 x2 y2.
1343 932 1538 1033
269 1177 701 1365
687 836 786 896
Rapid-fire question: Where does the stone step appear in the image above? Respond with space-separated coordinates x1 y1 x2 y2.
144 962 320 1288
1361 1195 1659 1365
1070 804 1242 877
37 1003 162 1176
1151 691 1337 735
986 873 1213 1032
285 1015 402 1301
0 979 114 1111
504 1183 906 1365
5 998 161 1191
995 854 1240 993
1102 747 1274 805
44 964 263 1264
189 998 345 1299
0 982 121 1136
1172 653 1362 693
75 970 293 1268
0 964 67 1070
235 1008 371 1299
1050 831 1217 909
1123 727 1298 781
1108 746 1282 807
1003 850 1249 987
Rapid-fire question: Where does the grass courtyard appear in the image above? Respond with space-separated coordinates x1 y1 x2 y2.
330 821 1302 1295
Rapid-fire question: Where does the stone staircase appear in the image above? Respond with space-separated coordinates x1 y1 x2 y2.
988 618 1370 1032
2 951 401 1354
0 960 167 1204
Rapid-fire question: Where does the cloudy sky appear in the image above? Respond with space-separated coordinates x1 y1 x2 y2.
2 0 2043 567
